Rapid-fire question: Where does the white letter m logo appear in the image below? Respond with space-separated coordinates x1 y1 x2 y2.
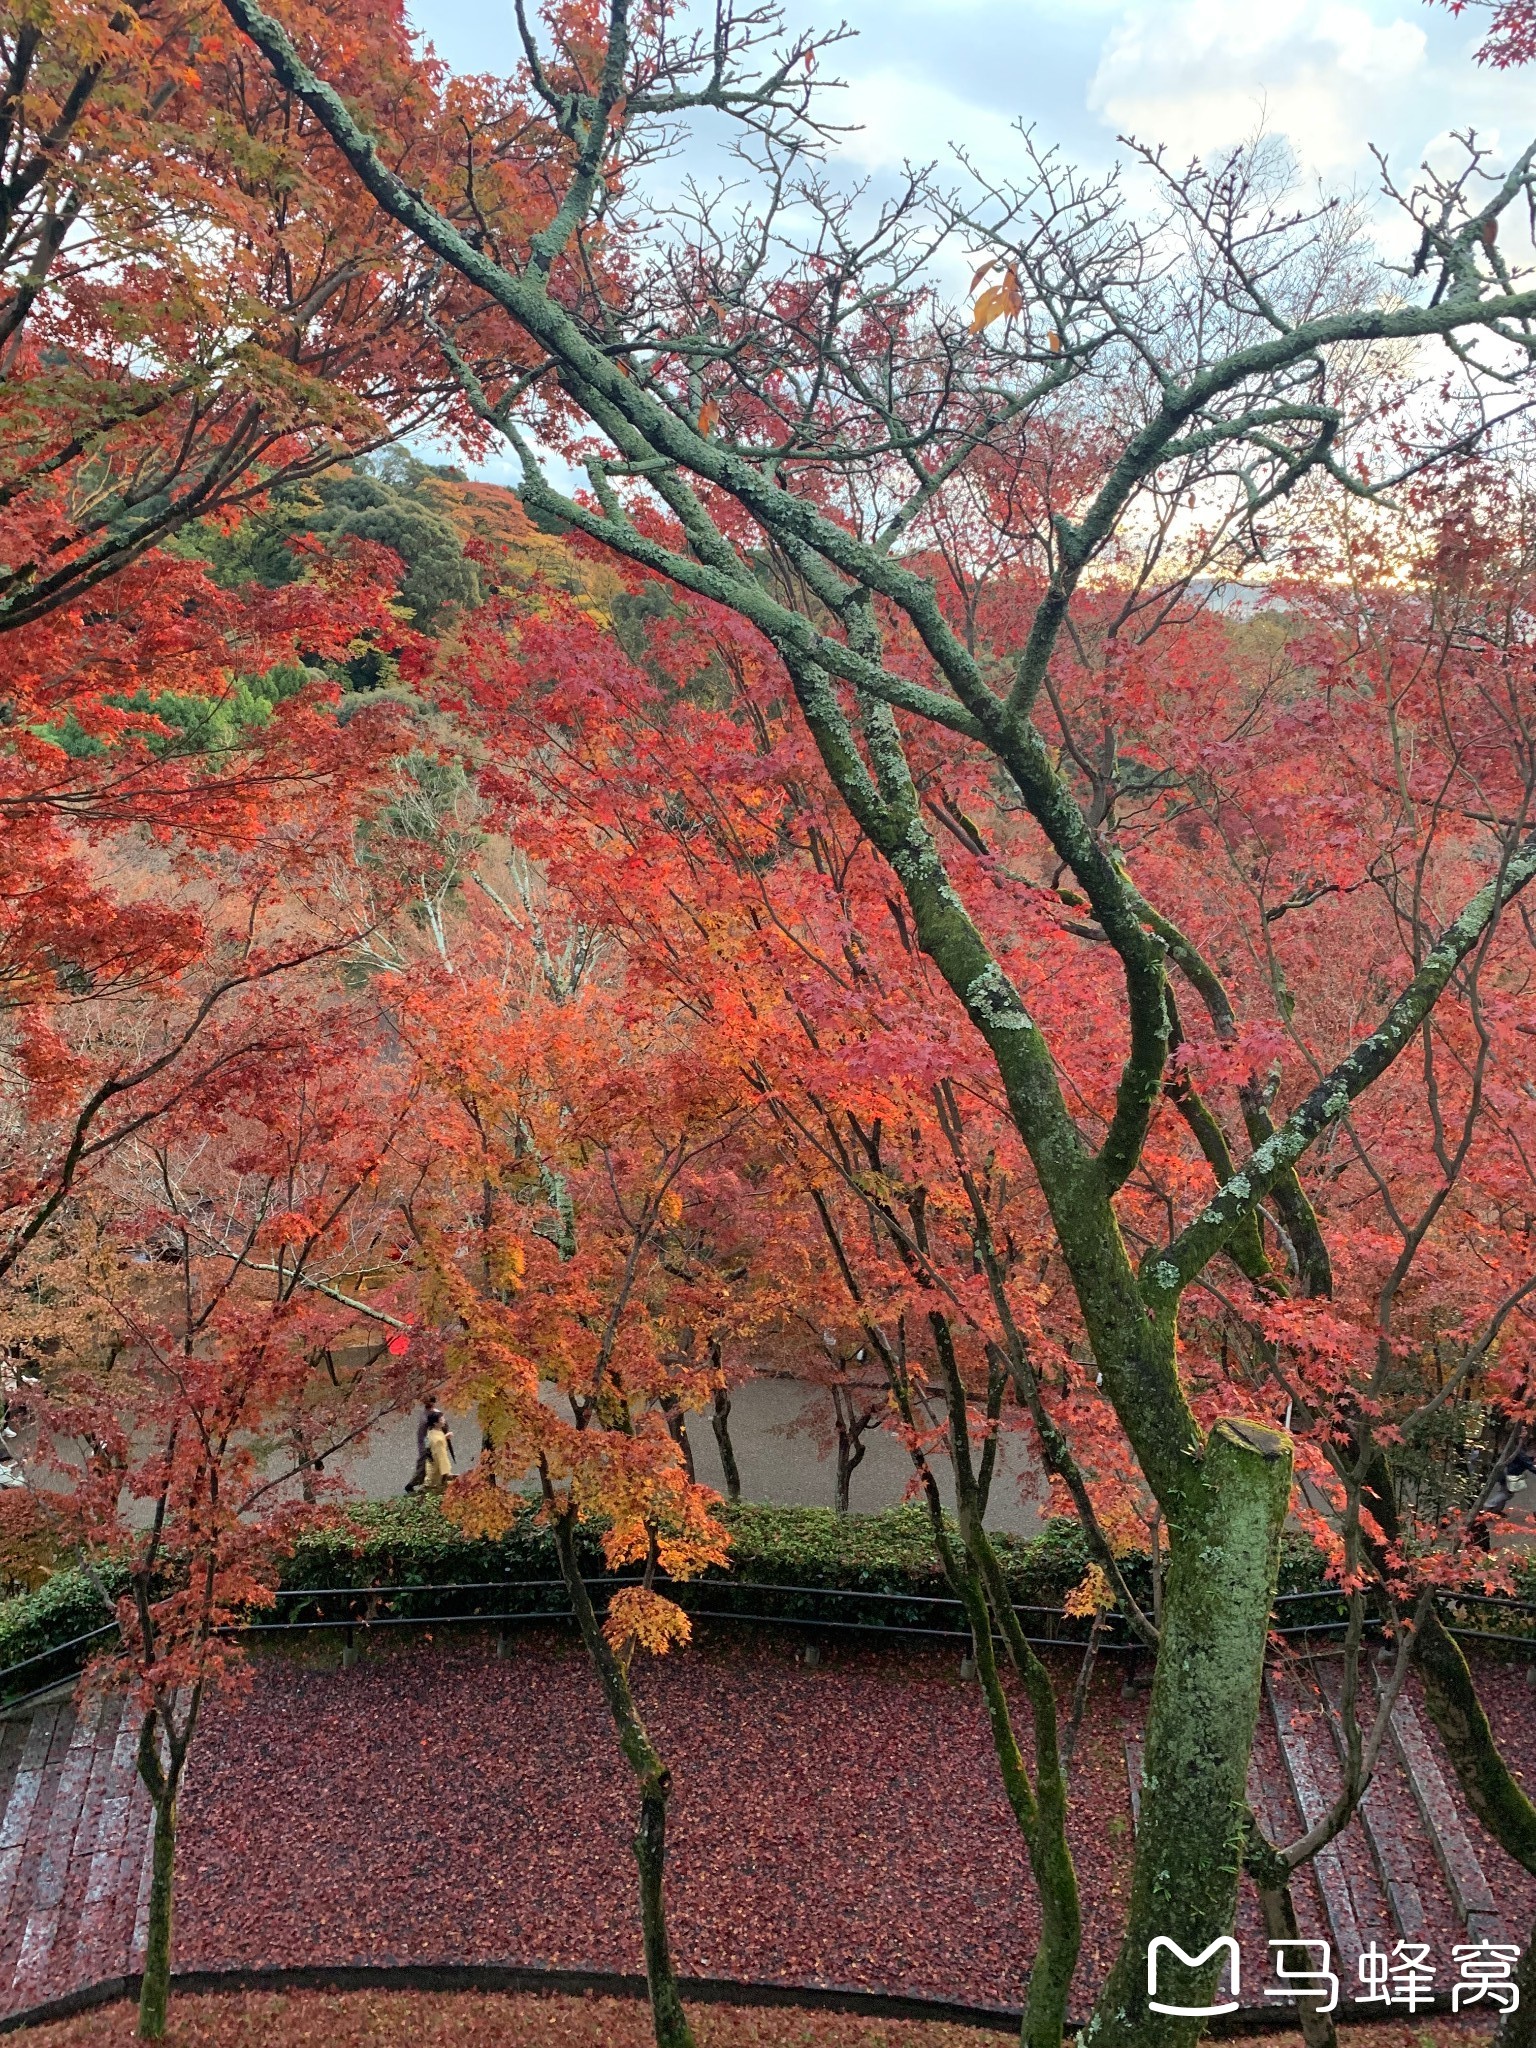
1147 1935 1241 2017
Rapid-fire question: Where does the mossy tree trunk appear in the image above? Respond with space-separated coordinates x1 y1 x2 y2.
1083 1423 1291 2047
137 1786 178 2040
1249 1856 1338 2048
976 1529 1082 2048
877 1302 1082 2048
1413 1608 1536 2046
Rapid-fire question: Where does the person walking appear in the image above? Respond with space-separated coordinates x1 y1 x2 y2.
422 1413 455 1494
1488 1436 1534 1514
405 1401 455 1494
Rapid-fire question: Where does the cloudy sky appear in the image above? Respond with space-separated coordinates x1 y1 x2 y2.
405 0 1530 191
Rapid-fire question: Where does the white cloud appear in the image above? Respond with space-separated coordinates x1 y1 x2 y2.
833 65 1028 177
1089 1 1427 173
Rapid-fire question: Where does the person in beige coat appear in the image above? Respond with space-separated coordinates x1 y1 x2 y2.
422 1418 455 1494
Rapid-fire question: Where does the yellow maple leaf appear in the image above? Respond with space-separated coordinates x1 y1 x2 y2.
970 267 1023 333
487 1230 525 1294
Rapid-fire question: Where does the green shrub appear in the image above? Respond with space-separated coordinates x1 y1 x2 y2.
0 1563 121 1697
278 1497 1095 1618
7 1495 1526 1704
0 1504 1103 1697
276 1501 1327 1639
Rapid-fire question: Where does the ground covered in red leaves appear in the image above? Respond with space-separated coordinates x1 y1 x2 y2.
164 1629 1531 2026
17 1992 1506 2048
177 1629 1135 2012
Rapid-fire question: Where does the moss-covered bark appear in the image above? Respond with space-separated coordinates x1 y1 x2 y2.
892 1334 1082 2048
1413 1608 1536 2048
135 1790 176 2041
1083 1421 1292 2048
1414 1609 1536 1875
972 1529 1082 2048
632 1767 690 2048
1245 1828 1338 2048
957 1553 1081 2048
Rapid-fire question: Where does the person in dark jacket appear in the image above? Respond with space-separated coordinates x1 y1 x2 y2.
1488 1438 1534 1514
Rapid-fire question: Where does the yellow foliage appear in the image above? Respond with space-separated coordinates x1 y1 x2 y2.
603 1584 692 1656
0 1493 59 1596
441 1472 523 1541
1064 1561 1115 1617
487 1229 526 1294
969 266 1024 332
1093 1493 1152 1556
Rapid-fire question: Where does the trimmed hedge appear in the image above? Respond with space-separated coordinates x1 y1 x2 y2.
282 1496 1095 1592
5 1495 1526 1705
0 1505 1112 1701
272 1500 1102 1635
280 1495 1335 1609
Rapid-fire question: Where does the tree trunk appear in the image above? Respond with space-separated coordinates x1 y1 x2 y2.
1254 1870 1338 2048
967 1530 1080 2048
710 1386 741 1501
956 1549 1081 2048
1020 1716 1080 2048
548 1511 694 2048
660 1399 695 1483
834 1434 858 1514
831 1385 868 1515
1084 1420 1292 2048
901 1322 1082 2048
1414 1609 1536 1872
136 1774 178 2039
633 1758 691 2048
1412 1608 1536 2048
